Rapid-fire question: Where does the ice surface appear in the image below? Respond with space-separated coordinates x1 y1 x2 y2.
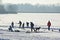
0 27 60 40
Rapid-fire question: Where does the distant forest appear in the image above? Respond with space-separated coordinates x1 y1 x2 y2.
0 4 60 13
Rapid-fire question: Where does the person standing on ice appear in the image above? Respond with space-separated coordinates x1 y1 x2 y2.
22 23 25 29
18 21 22 28
26 22 29 28
30 22 34 32
47 21 51 31
11 22 14 28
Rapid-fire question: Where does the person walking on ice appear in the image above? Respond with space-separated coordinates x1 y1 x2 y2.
47 20 51 31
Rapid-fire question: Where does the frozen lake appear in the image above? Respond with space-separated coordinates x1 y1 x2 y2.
0 28 60 40
0 13 60 40
0 13 60 26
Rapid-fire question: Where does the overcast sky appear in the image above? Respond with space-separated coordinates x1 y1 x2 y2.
2 0 60 5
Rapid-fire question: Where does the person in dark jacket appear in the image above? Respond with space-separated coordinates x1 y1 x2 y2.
8 25 13 32
30 22 34 32
26 22 29 28
18 21 22 28
47 21 51 30
11 22 14 28
22 23 25 29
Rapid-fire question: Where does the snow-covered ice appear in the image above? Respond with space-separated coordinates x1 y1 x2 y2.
0 27 60 40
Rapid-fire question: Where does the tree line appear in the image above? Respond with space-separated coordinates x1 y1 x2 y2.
0 4 60 13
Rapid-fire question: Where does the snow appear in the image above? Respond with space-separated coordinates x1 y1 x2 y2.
0 27 60 40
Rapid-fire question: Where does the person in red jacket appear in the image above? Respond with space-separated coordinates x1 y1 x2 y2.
47 21 51 30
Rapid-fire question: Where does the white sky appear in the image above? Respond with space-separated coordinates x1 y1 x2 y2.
2 0 60 5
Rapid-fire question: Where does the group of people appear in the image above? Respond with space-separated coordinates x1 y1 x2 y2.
8 21 34 32
8 20 51 32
